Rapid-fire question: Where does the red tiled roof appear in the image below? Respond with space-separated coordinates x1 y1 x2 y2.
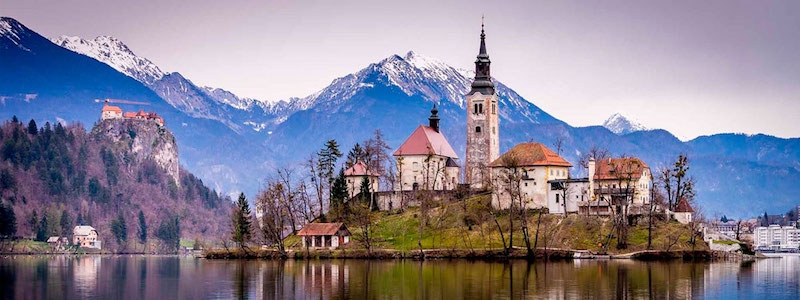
674 198 694 213
344 160 379 177
489 143 572 167
594 157 649 180
393 125 458 158
102 104 122 113
137 109 147 117
297 223 350 236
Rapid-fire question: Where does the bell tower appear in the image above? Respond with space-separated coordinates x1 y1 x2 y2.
465 21 500 189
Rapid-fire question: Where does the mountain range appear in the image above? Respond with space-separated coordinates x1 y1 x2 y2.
2 16 798 219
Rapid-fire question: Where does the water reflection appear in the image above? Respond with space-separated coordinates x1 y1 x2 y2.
0 255 799 299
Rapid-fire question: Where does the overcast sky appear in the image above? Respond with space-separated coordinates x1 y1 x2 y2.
5 0 799 140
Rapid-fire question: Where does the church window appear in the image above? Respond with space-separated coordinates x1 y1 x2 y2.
473 104 478 114
479 104 484 114
492 127 495 134
492 103 496 114
475 126 481 133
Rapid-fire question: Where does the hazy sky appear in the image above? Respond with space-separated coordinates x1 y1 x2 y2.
5 0 799 140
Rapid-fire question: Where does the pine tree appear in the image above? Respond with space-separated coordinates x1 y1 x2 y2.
60 210 73 236
318 139 343 185
330 168 348 220
0 202 17 237
36 213 48 241
232 193 252 248
76 212 84 226
28 210 38 238
27 119 38 135
137 210 147 245
345 143 366 169
110 214 128 247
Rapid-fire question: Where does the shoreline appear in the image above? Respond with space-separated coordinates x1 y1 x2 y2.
202 247 725 261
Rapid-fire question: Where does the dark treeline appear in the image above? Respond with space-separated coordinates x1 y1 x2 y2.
0 117 231 252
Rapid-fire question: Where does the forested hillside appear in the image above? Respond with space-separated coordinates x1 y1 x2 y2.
0 117 231 252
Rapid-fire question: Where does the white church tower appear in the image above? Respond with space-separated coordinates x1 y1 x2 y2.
465 22 500 189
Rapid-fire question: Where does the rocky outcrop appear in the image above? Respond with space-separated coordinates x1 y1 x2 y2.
91 118 179 184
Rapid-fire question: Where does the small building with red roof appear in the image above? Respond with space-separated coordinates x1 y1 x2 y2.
579 157 653 216
489 142 572 209
673 198 695 224
393 105 460 192
101 103 123 120
344 160 379 198
297 223 351 249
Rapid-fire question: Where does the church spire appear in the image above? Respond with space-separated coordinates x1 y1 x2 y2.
429 103 440 132
470 19 495 95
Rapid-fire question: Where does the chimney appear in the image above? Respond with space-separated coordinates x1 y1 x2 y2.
429 104 440 133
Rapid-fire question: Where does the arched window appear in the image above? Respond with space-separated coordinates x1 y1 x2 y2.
473 104 479 114
479 103 484 114
475 126 481 133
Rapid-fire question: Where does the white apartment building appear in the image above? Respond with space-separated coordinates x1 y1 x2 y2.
754 224 800 250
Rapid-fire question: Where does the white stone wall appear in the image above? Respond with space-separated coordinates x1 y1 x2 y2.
547 180 589 214
491 165 569 209
395 155 459 191
346 175 379 198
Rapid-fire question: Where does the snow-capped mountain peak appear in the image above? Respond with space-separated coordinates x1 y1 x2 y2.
603 113 648 135
0 17 31 51
52 35 165 85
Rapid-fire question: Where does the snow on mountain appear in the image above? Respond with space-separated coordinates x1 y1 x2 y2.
603 113 648 135
288 51 557 125
0 17 30 51
52 35 165 85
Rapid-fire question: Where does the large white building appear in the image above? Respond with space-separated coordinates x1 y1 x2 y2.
754 224 800 251
489 143 571 209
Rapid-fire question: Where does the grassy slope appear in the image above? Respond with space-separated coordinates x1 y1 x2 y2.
290 195 708 255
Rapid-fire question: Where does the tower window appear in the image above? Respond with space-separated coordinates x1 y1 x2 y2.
473 104 478 114
479 103 484 114
475 126 481 133
492 104 496 114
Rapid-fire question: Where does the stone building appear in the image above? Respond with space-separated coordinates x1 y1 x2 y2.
489 143 571 209
465 23 500 189
577 157 653 215
393 105 460 192
344 160 379 198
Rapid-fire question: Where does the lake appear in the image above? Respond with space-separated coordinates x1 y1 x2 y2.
1 255 798 299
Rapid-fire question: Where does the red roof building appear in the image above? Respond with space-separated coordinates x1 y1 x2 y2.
489 143 572 168
297 223 351 249
344 160 379 177
593 157 649 180
393 125 458 159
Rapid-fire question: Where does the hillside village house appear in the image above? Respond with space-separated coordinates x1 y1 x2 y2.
673 198 695 224
577 157 653 216
297 223 351 250
72 225 102 249
344 160 379 198
101 103 164 126
393 105 460 192
489 143 571 209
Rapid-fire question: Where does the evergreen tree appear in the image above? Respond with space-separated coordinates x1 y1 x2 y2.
156 216 181 253
36 213 48 241
137 210 147 245
76 212 84 226
110 214 128 247
330 168 348 219
60 210 73 236
345 143 367 169
0 202 17 237
28 210 38 238
318 139 343 184
11 116 18 123
721 215 728 223
231 193 252 248
27 119 38 135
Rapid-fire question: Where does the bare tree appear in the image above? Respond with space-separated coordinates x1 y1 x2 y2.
348 193 378 253
256 180 291 256
305 155 326 218
491 153 529 256
659 154 696 211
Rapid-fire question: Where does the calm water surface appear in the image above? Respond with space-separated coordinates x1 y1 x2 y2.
1 255 798 299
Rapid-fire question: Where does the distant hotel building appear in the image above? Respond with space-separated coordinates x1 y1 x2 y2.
754 224 800 251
